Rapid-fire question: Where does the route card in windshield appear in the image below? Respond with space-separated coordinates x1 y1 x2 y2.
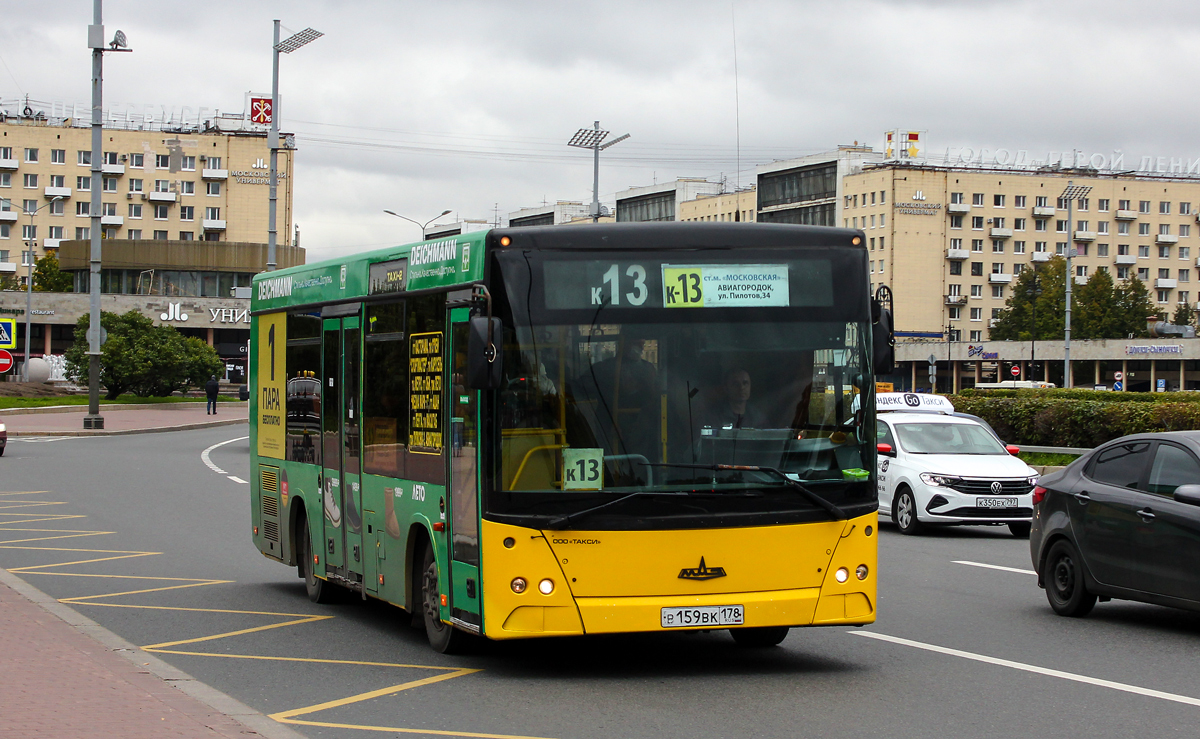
662 264 789 308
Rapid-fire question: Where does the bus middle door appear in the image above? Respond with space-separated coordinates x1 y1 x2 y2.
446 309 481 632
322 316 365 586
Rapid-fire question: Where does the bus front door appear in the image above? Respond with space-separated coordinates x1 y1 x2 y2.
446 311 481 631
322 316 365 587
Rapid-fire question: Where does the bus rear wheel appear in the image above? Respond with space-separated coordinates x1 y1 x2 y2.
730 626 789 648
421 542 468 654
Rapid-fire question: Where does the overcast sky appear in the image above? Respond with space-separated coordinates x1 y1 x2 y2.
4 0 1200 263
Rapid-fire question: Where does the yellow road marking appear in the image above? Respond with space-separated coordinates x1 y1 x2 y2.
270 669 480 720
62 580 231 601
0 531 114 545
141 614 330 650
0 501 68 510
0 515 87 525
0 493 556 739
9 552 158 571
277 719 558 739
0 491 51 496
141 650 459 670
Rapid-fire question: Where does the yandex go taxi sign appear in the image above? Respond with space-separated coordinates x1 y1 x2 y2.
876 392 954 413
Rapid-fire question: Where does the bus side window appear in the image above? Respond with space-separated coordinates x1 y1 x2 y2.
405 293 447 485
286 312 323 466
363 300 407 479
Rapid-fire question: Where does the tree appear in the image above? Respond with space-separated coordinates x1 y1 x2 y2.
1172 302 1194 327
32 253 73 292
990 257 1067 340
991 257 1154 341
0 272 19 291
1113 277 1155 338
64 310 224 399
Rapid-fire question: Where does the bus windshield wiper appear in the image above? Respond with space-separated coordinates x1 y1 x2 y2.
655 463 847 521
544 488 761 530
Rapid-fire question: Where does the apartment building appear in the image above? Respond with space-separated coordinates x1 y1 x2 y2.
678 187 757 223
0 111 293 281
756 145 883 225
846 162 1200 342
614 178 723 222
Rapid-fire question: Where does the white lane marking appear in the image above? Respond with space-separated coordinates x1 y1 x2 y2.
227 476 248 484
201 435 248 476
851 631 1200 708
954 560 1036 576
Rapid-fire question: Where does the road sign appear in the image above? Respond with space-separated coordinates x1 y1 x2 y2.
1113 380 1123 391
928 354 937 366
1114 371 1123 381
1010 365 1021 378
0 318 14 349
1157 378 1167 392
86 326 108 347
0 349 11 374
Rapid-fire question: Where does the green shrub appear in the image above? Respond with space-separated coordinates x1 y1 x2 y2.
948 391 1200 447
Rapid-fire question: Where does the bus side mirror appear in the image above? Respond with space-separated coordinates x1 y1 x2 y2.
872 305 895 375
467 316 503 389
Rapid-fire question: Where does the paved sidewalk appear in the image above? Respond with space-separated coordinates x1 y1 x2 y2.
2 402 248 436
0 572 302 739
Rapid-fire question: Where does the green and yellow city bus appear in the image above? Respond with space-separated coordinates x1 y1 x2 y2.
249 223 892 652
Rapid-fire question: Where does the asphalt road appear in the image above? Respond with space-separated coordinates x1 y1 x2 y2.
4 428 1200 739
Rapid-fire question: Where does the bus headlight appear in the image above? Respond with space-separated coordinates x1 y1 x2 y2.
856 564 869 580
511 577 527 593
538 578 554 595
835 567 849 583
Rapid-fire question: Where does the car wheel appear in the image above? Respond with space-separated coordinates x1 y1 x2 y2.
1009 522 1031 538
893 487 922 535
422 542 468 654
1044 539 1096 617
300 522 338 604
730 626 789 648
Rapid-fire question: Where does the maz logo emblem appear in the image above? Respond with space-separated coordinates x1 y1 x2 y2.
990 481 1003 494
678 557 726 581
160 303 188 321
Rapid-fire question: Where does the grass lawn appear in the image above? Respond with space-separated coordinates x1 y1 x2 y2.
0 395 240 410
1018 451 1081 467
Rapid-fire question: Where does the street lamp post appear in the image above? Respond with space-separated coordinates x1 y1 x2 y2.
383 209 452 239
267 22 323 272
567 122 629 222
1029 268 1041 382
1060 182 1092 389
9 196 63 382
84 0 131 429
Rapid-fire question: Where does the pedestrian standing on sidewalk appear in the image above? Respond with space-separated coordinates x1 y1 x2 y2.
205 375 220 415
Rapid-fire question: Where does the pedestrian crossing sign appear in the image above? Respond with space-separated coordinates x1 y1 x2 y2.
0 319 14 349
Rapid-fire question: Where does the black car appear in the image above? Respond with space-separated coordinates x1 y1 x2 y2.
1031 431 1200 617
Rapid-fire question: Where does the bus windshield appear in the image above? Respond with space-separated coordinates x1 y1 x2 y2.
486 247 875 529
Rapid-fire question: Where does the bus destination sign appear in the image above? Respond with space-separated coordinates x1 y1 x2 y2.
662 264 788 308
368 258 408 295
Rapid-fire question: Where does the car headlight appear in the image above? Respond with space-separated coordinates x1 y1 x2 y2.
0 423 6 433
919 473 961 487
1026 476 1039 486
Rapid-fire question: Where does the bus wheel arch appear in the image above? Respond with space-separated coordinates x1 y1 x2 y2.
285 496 308 568
405 524 430 620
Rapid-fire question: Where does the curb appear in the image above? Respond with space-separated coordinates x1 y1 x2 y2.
0 566 309 739
8 417 249 437
0 401 248 416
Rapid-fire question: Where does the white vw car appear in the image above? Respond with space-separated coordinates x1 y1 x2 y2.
874 394 1038 538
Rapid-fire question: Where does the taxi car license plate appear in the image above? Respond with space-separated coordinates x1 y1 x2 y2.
661 605 744 628
977 497 1018 508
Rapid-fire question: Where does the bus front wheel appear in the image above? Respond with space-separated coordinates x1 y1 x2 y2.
730 626 789 648
421 542 468 654
299 522 337 604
